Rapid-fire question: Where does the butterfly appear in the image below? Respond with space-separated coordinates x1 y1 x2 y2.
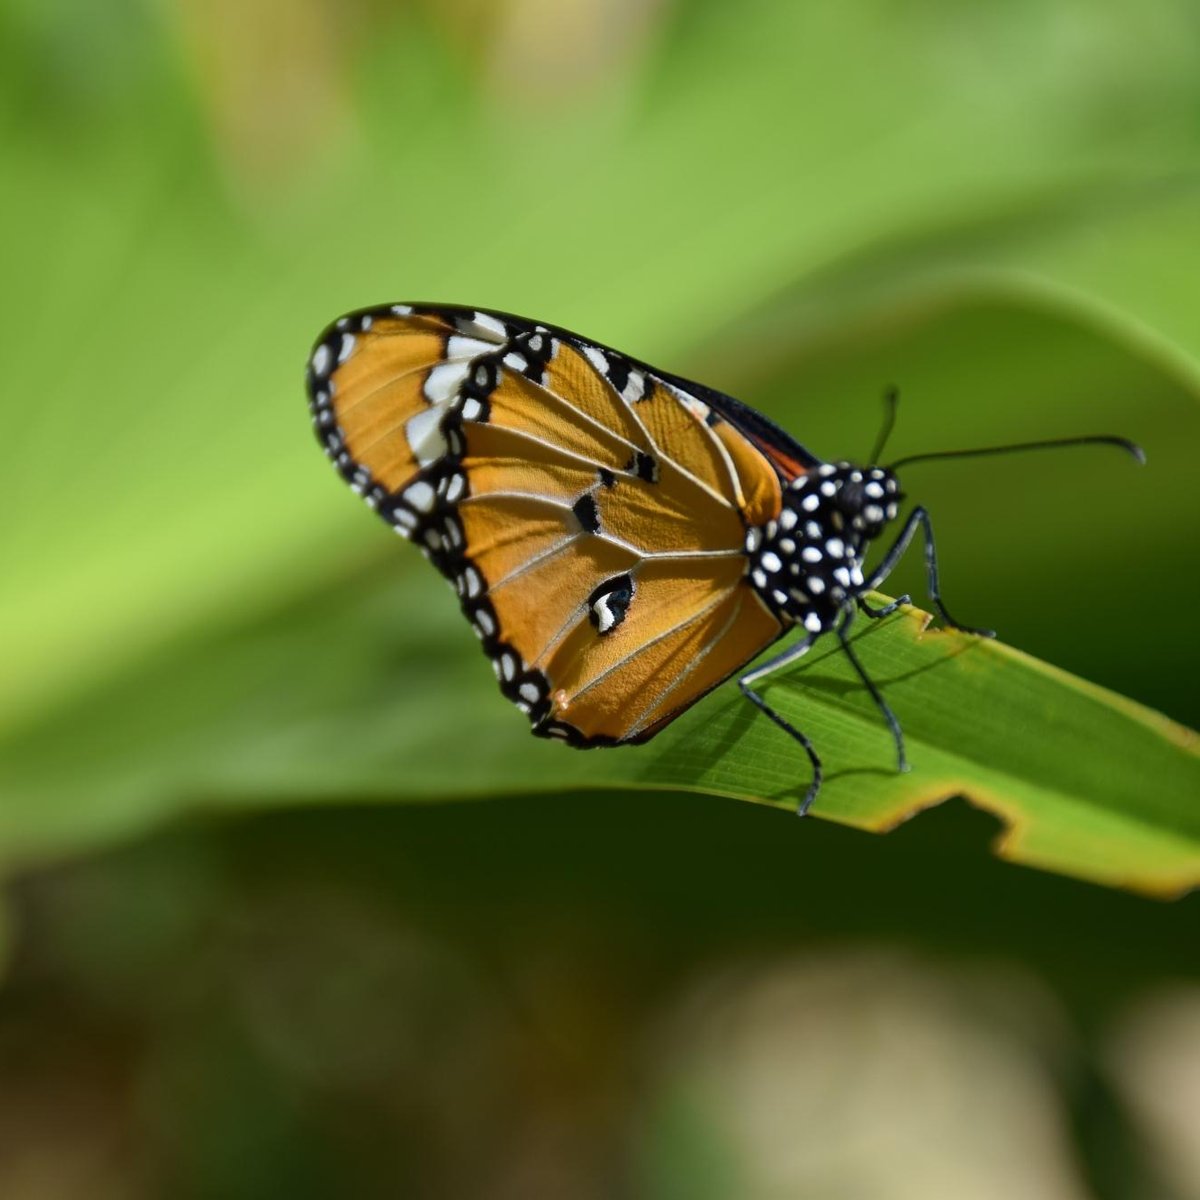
306 302 1142 813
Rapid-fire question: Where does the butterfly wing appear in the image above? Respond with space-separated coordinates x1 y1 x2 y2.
308 302 792 744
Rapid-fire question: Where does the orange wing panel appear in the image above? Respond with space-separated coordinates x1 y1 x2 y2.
631 587 782 734
457 493 580 585
710 419 784 529
485 370 639 473
325 315 452 492
591 471 744 554
739 432 812 495
461 404 746 557
635 384 744 501
463 513 638 663
489 540 640 665
461 421 603 508
541 561 781 741
540 341 653 451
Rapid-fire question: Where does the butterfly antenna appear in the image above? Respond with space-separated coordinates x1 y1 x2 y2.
888 434 1145 471
869 386 900 465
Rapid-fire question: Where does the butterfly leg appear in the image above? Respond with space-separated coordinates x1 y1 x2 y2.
836 608 908 773
864 506 995 638
857 593 911 619
738 635 823 817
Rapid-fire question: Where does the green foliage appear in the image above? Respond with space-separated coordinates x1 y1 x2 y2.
3 567 1195 893
3 0 1200 894
4 6 1200 1195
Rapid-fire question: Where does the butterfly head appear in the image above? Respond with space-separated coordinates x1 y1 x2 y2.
785 462 902 545
828 463 903 540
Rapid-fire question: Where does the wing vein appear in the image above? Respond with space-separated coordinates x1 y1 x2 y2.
510 359 736 511
486 532 586 593
566 587 732 706
334 362 433 419
461 491 745 561
625 588 751 732
637 374 748 509
503 364 645 457
663 381 750 509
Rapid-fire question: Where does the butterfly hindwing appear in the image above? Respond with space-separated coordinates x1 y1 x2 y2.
308 302 792 743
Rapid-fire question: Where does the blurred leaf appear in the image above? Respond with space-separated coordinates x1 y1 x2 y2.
6 0 1200 735
4 1 1200 895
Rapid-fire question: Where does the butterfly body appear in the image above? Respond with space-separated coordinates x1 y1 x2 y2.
745 465 901 633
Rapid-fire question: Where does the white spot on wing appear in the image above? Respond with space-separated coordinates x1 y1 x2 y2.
446 335 494 360
338 333 356 363
424 361 470 403
405 406 447 466
593 595 617 633
404 480 435 513
468 311 508 341
311 344 331 376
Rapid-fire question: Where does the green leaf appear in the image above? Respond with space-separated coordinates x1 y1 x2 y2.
2 552 1195 896
5 2 1200 896
642 607 1200 898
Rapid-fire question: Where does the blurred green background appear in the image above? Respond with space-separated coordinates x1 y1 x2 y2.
2 1 1199 1196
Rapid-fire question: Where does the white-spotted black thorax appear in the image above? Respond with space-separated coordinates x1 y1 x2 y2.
744 462 902 632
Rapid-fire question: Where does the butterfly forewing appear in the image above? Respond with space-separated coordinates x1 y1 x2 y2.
308 303 791 744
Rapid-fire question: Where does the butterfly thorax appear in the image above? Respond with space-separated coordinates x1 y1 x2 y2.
744 462 901 633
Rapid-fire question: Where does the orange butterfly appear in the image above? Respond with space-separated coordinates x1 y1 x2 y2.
307 303 1141 812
